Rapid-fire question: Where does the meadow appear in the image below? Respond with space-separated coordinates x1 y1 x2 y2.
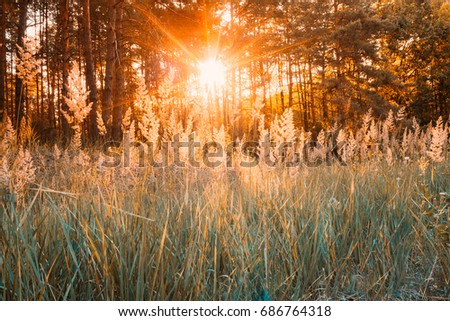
1 104 449 301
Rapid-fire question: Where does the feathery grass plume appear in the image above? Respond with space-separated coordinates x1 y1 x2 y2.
76 150 91 168
97 109 107 137
336 129 348 160
184 114 194 138
18 117 35 144
354 128 366 161
121 107 136 145
362 119 379 160
419 156 429 175
314 129 328 161
53 144 62 161
134 77 160 148
196 113 212 147
396 106 406 122
122 107 132 133
297 130 307 161
251 95 265 121
418 130 429 156
14 38 40 146
157 70 176 128
345 131 357 162
2 111 450 300
164 112 182 142
128 120 136 144
12 147 36 199
2 116 17 149
385 147 394 166
96 151 106 172
336 129 347 146
368 120 379 143
383 110 398 153
278 108 296 143
428 116 446 163
401 128 413 157
62 62 92 150
269 115 278 145
361 107 373 136
15 36 42 86
412 117 421 141
384 109 395 132
0 156 11 189
317 129 326 147
71 130 82 152
382 125 391 151
139 103 160 146
271 108 296 144
270 108 296 162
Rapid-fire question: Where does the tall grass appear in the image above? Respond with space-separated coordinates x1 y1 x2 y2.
1 157 449 300
0 92 449 300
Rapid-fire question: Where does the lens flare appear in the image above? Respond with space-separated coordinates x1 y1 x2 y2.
199 59 226 87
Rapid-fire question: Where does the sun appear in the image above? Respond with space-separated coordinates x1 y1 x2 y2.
199 58 226 87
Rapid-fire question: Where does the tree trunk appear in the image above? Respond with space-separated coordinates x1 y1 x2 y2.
82 0 99 141
288 58 293 109
45 1 55 132
60 0 70 138
112 3 125 142
308 56 316 126
0 0 6 121
321 50 328 122
14 0 28 129
102 0 116 137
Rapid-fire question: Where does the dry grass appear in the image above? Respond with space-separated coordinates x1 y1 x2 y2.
1 153 449 300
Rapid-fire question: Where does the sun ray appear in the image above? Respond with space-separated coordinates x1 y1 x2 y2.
132 3 199 62
199 58 226 87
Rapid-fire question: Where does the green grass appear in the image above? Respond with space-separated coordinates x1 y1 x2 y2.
1 158 449 300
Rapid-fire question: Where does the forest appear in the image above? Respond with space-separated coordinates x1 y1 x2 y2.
0 0 449 141
0 0 449 301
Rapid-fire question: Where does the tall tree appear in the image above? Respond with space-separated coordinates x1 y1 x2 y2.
14 0 29 129
112 1 125 142
60 0 70 137
0 0 6 120
81 0 99 140
102 0 116 137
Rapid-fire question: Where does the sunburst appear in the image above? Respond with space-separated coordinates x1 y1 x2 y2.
198 58 226 87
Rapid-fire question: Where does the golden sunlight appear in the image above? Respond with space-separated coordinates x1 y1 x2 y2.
199 58 226 87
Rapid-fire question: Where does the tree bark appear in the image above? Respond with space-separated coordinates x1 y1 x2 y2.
0 0 6 121
112 2 125 142
82 0 99 141
60 0 70 137
102 0 116 137
308 56 315 126
14 0 28 129
288 58 293 109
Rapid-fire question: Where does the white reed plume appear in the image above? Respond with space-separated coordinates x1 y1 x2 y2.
62 62 92 150
15 36 42 86
428 117 447 163
12 147 36 198
2 116 17 149
97 109 107 136
135 77 160 146
0 156 11 189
